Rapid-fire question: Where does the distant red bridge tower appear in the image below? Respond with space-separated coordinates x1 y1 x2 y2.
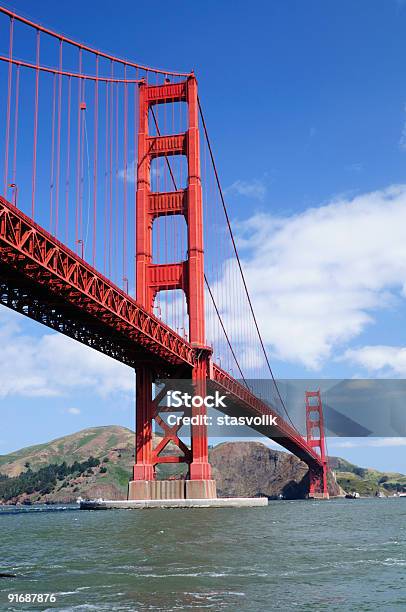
305 390 329 499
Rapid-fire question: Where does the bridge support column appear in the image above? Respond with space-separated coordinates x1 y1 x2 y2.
129 366 155 499
187 352 216 499
306 391 329 499
308 466 329 499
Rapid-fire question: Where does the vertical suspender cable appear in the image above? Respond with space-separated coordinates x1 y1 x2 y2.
31 29 40 218
65 76 72 245
115 81 119 282
123 64 128 288
109 63 114 277
80 80 86 251
104 78 109 274
55 39 63 237
83 86 91 258
76 48 83 251
12 65 20 191
93 54 99 266
3 16 14 197
49 73 56 231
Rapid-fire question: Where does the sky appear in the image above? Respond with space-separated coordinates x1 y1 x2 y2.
1 0 406 472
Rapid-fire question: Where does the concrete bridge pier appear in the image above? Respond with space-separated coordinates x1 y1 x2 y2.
128 479 217 501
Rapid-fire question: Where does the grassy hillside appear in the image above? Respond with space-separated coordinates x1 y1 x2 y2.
329 456 406 496
0 426 136 502
0 426 134 478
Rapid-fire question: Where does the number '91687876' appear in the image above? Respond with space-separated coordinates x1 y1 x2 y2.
8 593 56 604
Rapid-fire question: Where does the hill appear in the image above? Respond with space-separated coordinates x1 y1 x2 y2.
210 441 342 498
0 426 136 502
0 426 134 478
0 427 403 503
329 456 406 496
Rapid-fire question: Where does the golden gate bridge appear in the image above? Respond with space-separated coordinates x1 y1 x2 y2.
0 5 328 500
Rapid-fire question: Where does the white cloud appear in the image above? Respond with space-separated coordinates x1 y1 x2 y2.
119 159 137 183
225 178 266 201
343 345 406 376
0 310 134 399
119 160 162 184
214 184 406 369
66 407 81 415
330 437 406 449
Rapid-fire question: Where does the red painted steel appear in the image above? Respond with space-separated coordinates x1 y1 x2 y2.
306 390 329 497
149 191 187 216
134 76 211 480
0 196 196 369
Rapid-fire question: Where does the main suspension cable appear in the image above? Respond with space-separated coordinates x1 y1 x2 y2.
197 97 299 432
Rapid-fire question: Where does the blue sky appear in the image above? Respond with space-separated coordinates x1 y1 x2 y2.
1 0 406 472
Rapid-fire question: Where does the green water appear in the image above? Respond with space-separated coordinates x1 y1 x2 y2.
0 498 405 611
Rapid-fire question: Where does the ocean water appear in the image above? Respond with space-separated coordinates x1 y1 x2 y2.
0 498 405 611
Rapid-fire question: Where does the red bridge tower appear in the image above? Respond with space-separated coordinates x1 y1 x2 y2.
129 75 216 500
305 390 329 499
